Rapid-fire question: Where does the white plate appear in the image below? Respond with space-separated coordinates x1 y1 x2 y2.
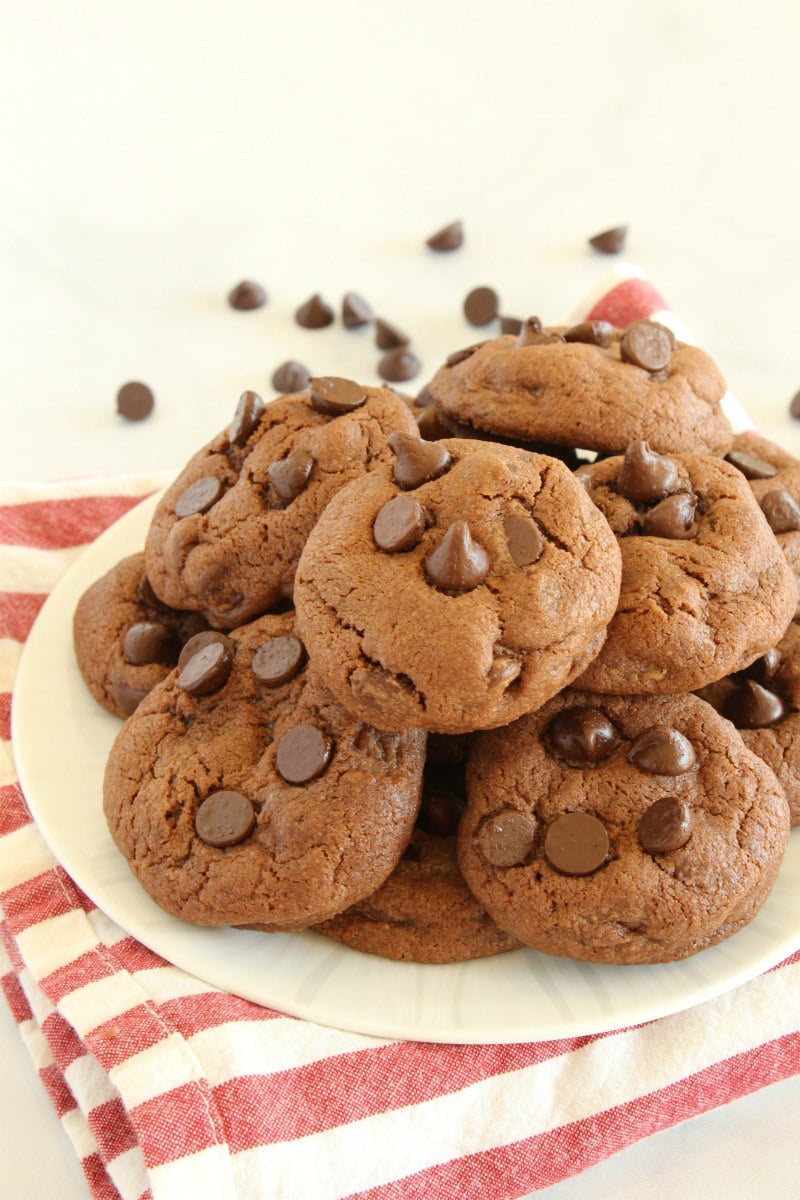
12 493 800 1044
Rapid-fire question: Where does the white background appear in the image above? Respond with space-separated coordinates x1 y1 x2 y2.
3 1 800 1196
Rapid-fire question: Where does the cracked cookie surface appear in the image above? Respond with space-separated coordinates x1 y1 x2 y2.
293 437 622 733
102 612 426 929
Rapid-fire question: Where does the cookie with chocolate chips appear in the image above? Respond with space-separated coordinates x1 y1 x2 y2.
573 441 797 694
73 552 209 717
425 320 733 456
458 690 790 964
144 381 419 628
103 613 426 929
293 436 622 734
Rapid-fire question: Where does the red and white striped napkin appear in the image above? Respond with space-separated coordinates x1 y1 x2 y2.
3 274 800 1200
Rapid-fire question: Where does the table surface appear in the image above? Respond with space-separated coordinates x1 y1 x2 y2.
3 2 800 1195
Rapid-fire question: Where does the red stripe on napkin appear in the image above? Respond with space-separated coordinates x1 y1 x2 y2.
0 785 32 837
0 495 147 550
0 592 47 643
131 1081 227 1169
586 277 668 327
0 693 10 741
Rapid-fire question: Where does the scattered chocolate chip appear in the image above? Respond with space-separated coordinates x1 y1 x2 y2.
627 725 696 775
424 521 489 592
375 318 409 350
389 431 451 488
267 449 314 504
477 809 537 867
790 390 800 420
503 514 545 566
641 492 697 539
295 293 334 329
373 495 428 553
177 630 234 673
760 488 800 534
275 723 333 784
174 476 224 518
195 791 256 847
723 680 786 728
378 345 421 383
272 360 312 393
227 280 267 311
426 219 463 251
638 797 692 854
616 441 679 502
446 342 486 367
122 621 179 666
499 315 523 336
310 376 367 415
228 390 265 445
725 449 779 480
544 812 609 876
563 320 616 348
112 680 150 715
252 635 306 687
342 292 372 328
177 632 235 695
417 787 465 837
116 381 155 422
463 286 500 327
746 648 781 683
588 224 628 254
620 322 672 372
547 707 620 767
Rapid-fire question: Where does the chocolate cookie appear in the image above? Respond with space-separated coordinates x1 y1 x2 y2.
314 735 520 962
425 320 732 456
73 552 207 717
145 381 419 628
103 613 426 929
458 690 790 964
574 441 797 694
293 436 622 733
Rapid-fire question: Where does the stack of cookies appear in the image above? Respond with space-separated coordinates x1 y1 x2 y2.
76 319 800 965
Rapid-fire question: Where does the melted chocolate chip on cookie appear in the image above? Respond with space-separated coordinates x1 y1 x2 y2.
477 809 537 867
760 488 800 533
389 432 451 489
424 521 489 592
627 725 696 775
276 723 333 784
616 441 679 502
544 812 609 876
638 796 693 854
547 707 621 767
177 631 235 695
174 476 224 518
373 495 428 553
267 449 314 504
310 376 366 416
620 322 673 372
640 492 697 539
228 391 265 445
195 791 256 848
252 635 306 687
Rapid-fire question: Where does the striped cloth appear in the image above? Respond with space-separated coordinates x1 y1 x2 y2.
3 274 800 1200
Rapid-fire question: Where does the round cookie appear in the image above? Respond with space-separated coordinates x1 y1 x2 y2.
573 441 798 694
293 436 622 734
457 690 790 964
313 735 520 963
425 319 733 456
73 552 208 717
145 380 419 628
103 613 426 930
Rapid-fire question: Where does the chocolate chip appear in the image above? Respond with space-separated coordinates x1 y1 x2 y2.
620 322 673 372
373 495 427 553
378 346 421 383
137 572 170 612
252 635 306 687
195 791 255 847
375 318 409 350
463 286 499 327
616 441 679 502
122 621 179 666
638 797 692 854
499 315 523 335
790 390 800 420
112 680 150 715
563 320 616 348
574 464 594 496
503 514 544 567
477 809 537 867
588 224 628 254
417 787 465 837
723 680 786 728
174 476 224 518
516 316 558 348
228 390 265 445
446 342 485 367
627 725 696 775
547 707 621 767
177 632 235 695
487 655 521 689
295 293 334 329
268 449 314 504
544 812 609 876
310 376 367 415
415 406 449 440
275 723 333 784
426 220 463 251
725 449 778 480
424 521 489 592
760 488 800 534
272 360 312 393
640 492 697 539
389 431 451 488
116 381 155 422
342 292 372 328
746 648 781 684
227 280 267 311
